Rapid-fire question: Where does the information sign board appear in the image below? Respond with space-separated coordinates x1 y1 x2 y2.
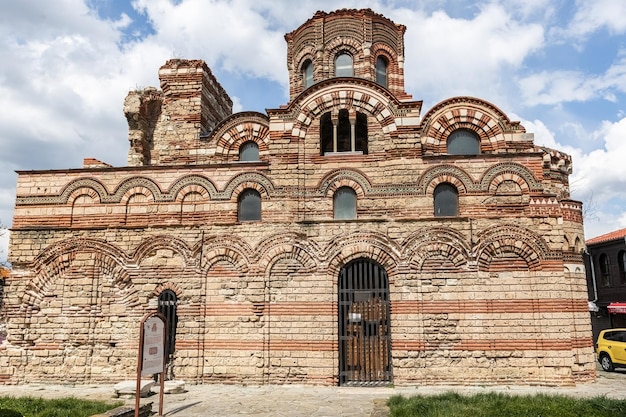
141 316 165 376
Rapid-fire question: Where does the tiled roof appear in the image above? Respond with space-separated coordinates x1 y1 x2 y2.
586 227 626 246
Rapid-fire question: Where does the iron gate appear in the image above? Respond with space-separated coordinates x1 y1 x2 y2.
157 290 178 380
339 258 392 385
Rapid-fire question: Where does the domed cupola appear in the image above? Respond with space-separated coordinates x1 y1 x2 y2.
284 8 410 102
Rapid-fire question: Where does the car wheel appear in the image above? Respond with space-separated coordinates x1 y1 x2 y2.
600 354 614 372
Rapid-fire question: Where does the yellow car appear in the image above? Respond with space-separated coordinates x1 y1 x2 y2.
596 328 626 371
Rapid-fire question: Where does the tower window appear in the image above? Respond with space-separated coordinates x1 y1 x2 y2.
302 60 313 88
376 56 388 88
334 187 357 220
447 129 480 155
320 110 368 155
335 53 353 77
239 141 259 162
238 189 261 221
434 183 458 216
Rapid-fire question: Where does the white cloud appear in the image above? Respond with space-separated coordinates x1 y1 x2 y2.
565 0 626 39
517 55 626 106
399 2 544 104
132 0 289 85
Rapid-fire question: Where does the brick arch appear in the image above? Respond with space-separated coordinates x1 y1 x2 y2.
194 235 252 273
290 80 401 141
402 228 470 271
174 186 210 203
58 178 108 204
67 187 101 205
211 112 270 162
223 172 274 200
474 225 551 271
418 164 474 195
371 43 398 67
152 281 184 299
294 47 316 75
70 188 102 227
258 234 319 276
420 96 525 154
323 38 362 77
480 162 542 193
563 235 571 252
370 43 401 88
113 177 162 203
318 169 372 198
25 238 134 310
325 232 401 279
169 175 218 201
410 243 468 272
132 235 193 267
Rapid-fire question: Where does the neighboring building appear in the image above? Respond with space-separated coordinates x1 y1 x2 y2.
585 228 626 340
0 266 9 347
0 9 594 386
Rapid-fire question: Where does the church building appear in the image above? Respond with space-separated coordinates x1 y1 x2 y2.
1 9 594 386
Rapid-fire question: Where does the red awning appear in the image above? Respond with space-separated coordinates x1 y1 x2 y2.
608 302 626 314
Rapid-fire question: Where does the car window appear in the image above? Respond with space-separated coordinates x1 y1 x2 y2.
603 331 626 342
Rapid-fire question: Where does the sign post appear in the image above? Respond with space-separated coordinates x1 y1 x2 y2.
135 312 167 417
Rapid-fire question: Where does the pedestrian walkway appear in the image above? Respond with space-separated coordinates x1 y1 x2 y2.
0 369 625 417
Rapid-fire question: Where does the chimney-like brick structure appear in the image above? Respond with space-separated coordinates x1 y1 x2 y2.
125 59 233 166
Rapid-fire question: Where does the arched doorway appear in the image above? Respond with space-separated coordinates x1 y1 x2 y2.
158 289 178 380
338 258 392 385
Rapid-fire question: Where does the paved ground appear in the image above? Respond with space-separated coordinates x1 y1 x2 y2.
1 367 625 416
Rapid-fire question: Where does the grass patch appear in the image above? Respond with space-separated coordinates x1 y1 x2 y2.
388 392 626 417
0 396 122 417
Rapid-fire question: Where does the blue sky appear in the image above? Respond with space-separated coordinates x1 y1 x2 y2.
1 0 626 261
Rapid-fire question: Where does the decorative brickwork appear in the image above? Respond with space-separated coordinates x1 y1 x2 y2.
1 9 593 387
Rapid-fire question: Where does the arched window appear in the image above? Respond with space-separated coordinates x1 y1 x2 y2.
619 250 626 285
434 183 458 217
302 60 313 88
239 141 259 161
320 110 368 155
375 56 388 88
599 253 611 287
334 187 357 220
335 53 353 77
238 189 261 221
447 129 480 155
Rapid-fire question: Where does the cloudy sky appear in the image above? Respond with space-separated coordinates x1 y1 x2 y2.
1 0 626 262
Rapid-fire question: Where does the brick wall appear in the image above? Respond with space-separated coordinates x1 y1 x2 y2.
0 8 594 387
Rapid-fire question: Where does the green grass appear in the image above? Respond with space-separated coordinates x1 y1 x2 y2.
0 396 122 417
388 392 626 417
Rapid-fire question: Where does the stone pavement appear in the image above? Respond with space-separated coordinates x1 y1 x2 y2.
0 368 625 417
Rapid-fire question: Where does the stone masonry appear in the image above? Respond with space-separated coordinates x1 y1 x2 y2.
0 8 594 386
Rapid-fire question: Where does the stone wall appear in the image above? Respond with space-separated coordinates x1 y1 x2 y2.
0 8 595 386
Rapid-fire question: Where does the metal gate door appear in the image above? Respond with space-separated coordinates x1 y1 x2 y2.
158 290 178 380
339 258 392 385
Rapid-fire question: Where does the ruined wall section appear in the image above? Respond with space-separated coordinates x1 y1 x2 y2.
125 88 163 166
126 59 233 167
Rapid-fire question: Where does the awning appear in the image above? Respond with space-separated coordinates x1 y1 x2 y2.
608 302 626 314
